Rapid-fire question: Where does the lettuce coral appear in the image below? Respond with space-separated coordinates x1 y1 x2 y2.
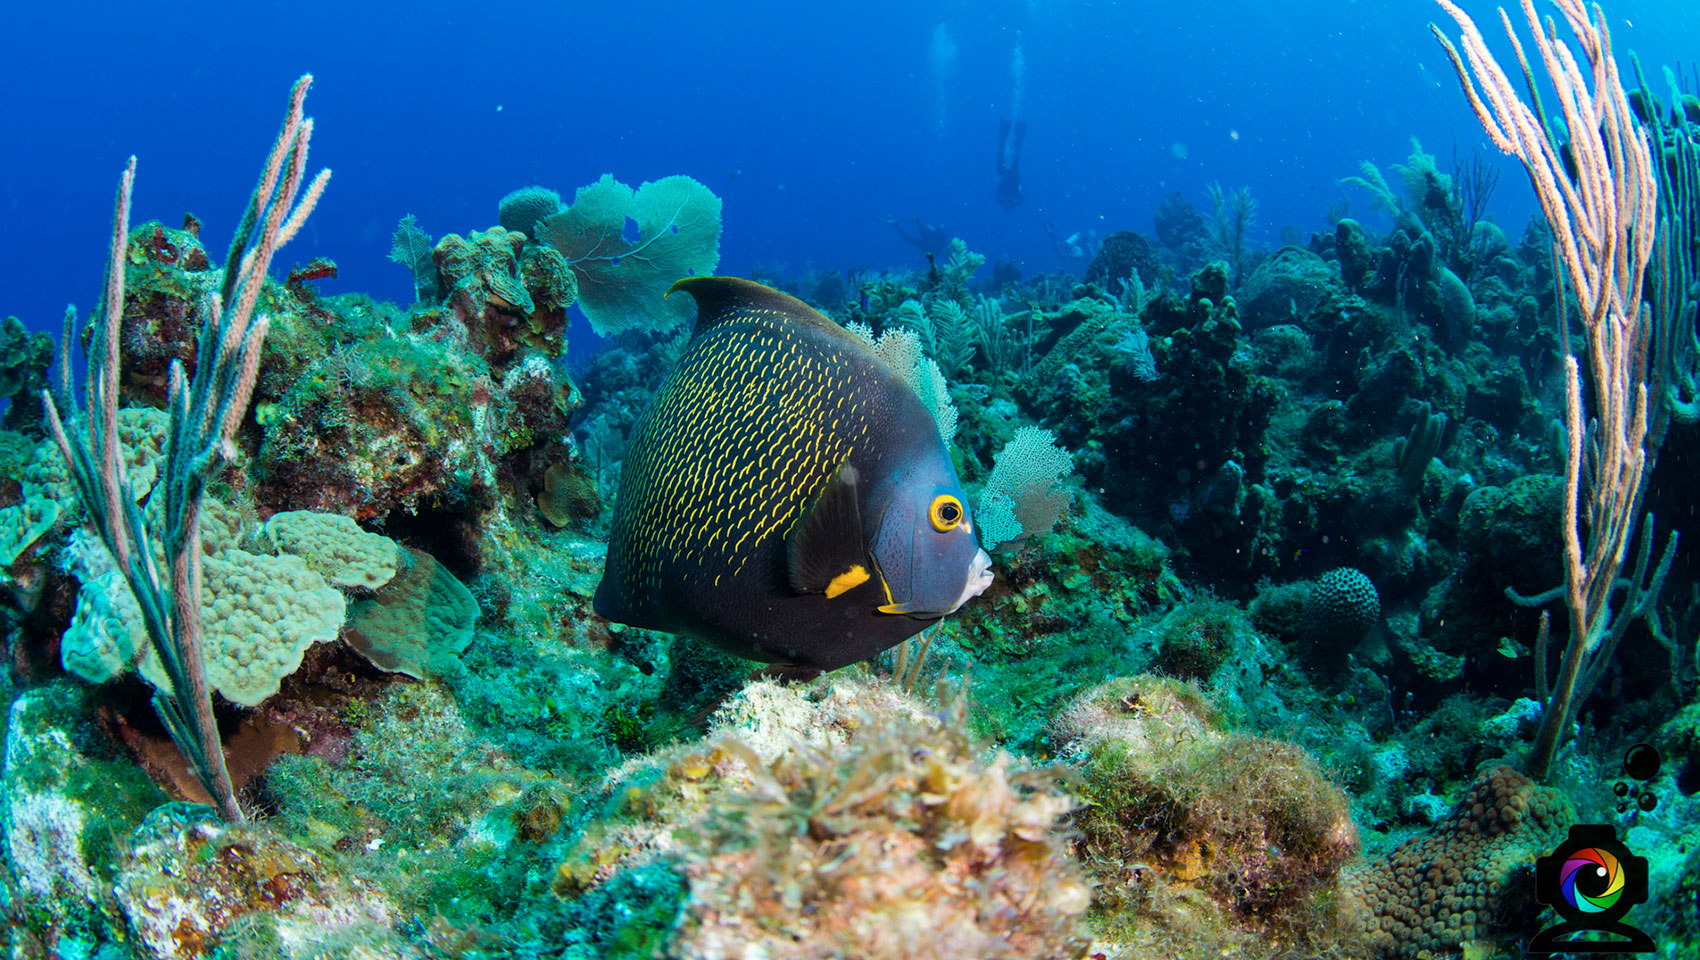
345 546 479 680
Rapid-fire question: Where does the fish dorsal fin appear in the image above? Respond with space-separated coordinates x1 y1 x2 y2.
668 276 841 339
787 465 871 599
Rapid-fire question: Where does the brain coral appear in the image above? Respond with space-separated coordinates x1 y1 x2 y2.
497 185 563 237
1338 765 1573 959
1304 567 1381 654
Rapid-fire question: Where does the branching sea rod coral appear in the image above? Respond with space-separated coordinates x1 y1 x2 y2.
41 76 329 822
1432 0 1678 781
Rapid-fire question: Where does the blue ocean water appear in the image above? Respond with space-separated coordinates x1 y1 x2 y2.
3 0 1693 353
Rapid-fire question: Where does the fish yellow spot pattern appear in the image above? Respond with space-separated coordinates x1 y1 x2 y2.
615 307 872 603
595 276 984 670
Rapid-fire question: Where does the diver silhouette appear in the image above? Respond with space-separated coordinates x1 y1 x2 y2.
1044 220 1097 269
884 216 950 258
996 118 1027 211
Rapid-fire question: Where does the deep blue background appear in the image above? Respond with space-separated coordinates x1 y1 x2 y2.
2 0 1696 360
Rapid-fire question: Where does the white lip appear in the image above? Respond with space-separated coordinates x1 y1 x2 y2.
947 549 995 614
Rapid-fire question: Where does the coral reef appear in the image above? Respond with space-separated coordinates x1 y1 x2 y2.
1084 230 1161 290
672 688 1091 958
2 683 166 950
0 315 53 432
4 69 1698 960
114 802 401 958
531 678 1090 958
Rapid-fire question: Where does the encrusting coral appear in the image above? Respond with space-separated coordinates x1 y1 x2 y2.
1337 764 1573 959
345 546 480 679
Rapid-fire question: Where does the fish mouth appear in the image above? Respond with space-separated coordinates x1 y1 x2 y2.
945 549 994 615
877 550 995 620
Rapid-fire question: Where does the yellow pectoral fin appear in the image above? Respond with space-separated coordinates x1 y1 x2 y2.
878 600 919 615
823 564 870 599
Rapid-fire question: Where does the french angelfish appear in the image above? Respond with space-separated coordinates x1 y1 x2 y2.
593 276 993 670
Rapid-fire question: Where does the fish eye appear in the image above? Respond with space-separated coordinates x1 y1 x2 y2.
929 494 964 532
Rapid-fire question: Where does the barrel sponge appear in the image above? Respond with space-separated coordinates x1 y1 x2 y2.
497 185 563 237
262 510 400 590
1338 765 1573 958
344 547 477 679
1304 567 1381 651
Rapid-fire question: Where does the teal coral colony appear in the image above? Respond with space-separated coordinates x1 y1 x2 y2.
2 1 1700 958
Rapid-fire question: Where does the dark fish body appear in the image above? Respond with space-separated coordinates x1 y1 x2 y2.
594 277 990 670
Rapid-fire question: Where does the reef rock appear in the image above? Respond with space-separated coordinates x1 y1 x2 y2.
1238 245 1342 329
114 803 403 958
1 684 165 952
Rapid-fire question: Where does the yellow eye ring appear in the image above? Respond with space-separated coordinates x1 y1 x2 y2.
929 495 964 532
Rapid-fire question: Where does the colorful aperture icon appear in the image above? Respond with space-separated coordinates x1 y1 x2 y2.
1528 824 1654 953
1558 847 1624 913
